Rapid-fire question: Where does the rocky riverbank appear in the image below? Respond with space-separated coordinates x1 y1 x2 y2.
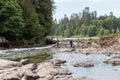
0 59 91 80
53 37 120 55
0 38 56 50
52 37 120 71
1 36 120 80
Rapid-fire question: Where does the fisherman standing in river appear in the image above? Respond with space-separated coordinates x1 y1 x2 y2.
56 38 59 47
69 39 73 47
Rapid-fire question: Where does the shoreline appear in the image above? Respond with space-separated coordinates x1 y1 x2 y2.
0 59 90 80
0 36 120 80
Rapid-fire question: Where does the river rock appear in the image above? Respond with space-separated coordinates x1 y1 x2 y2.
0 59 74 80
80 48 98 54
104 59 120 66
103 55 120 66
51 59 66 66
2 73 20 80
17 63 37 75
21 74 39 80
0 67 20 80
57 68 72 75
70 48 76 52
73 63 94 67
74 76 93 80
17 59 30 67
91 42 100 48
0 59 18 70
36 61 72 80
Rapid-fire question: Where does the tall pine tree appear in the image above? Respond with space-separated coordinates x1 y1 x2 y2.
0 0 24 41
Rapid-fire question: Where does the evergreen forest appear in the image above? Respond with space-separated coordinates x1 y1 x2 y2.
51 7 120 37
0 0 54 44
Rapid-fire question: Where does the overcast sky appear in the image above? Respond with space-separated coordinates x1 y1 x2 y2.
53 0 120 20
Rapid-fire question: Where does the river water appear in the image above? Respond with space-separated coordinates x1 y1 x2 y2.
52 48 120 80
0 46 120 80
0 45 53 60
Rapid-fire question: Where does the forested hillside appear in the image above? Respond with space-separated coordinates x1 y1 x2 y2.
0 0 53 43
52 7 120 37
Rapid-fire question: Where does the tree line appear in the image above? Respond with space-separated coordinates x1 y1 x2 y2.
0 0 54 43
51 7 120 37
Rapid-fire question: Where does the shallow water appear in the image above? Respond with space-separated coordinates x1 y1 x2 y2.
52 48 120 80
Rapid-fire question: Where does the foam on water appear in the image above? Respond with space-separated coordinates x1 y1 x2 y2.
0 45 54 60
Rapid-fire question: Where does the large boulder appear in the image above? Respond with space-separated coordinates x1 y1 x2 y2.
0 63 39 80
17 63 37 75
0 67 20 80
0 59 74 80
0 59 18 70
2 73 20 80
36 62 72 80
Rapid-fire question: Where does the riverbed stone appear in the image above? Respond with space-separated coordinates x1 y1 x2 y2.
51 59 66 66
104 59 120 66
36 61 72 80
2 74 20 80
0 59 18 70
74 76 93 80
17 59 30 67
21 74 39 80
73 63 94 68
0 67 20 80
17 63 37 76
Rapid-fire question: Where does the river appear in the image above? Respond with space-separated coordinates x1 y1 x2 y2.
0 45 120 80
0 45 53 60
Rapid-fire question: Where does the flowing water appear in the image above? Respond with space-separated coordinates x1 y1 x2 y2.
0 45 53 60
0 46 120 80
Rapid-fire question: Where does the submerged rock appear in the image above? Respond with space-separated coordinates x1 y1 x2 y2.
104 59 120 66
73 63 94 68
74 76 93 80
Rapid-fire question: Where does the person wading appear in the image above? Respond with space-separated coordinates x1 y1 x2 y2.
56 38 59 47
69 39 73 47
